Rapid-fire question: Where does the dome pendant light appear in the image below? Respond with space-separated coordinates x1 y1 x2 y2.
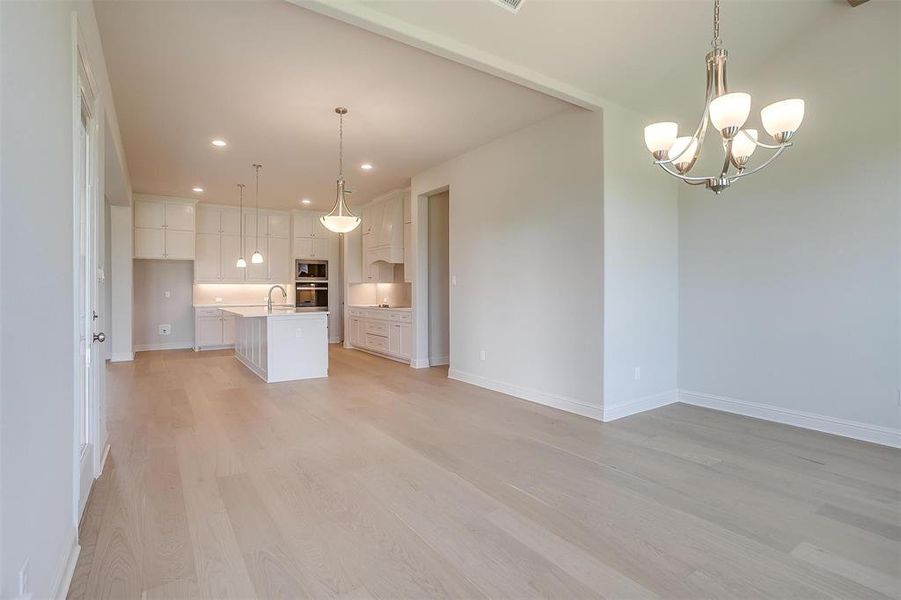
321 107 361 234
236 183 247 268
642 0 804 194
250 163 264 264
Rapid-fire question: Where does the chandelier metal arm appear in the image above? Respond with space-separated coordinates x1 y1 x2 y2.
731 143 790 180
655 161 710 184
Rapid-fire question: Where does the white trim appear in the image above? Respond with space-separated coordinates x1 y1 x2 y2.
109 351 133 362
346 345 412 365
50 527 80 600
133 342 194 352
98 442 111 477
602 389 678 422
679 390 901 449
448 368 603 421
329 335 342 344
429 355 449 366
411 357 431 369
292 1 605 110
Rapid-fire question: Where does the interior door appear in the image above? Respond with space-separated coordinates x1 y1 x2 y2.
76 50 105 522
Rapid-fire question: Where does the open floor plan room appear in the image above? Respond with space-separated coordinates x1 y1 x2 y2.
68 348 900 599
2 0 899 598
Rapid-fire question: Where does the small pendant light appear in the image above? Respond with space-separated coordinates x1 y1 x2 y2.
251 163 264 264
321 107 361 234
236 183 247 268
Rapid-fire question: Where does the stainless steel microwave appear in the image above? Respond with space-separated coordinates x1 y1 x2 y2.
296 259 327 281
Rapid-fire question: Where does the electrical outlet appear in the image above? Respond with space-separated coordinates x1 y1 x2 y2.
215 297 223 303
159 324 171 336
634 367 641 381
452 275 458 286
479 349 486 361
164 290 171 299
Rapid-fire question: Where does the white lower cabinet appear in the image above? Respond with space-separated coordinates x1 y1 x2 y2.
194 308 237 350
346 308 411 362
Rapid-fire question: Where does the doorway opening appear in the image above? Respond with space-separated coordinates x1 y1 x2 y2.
427 191 449 366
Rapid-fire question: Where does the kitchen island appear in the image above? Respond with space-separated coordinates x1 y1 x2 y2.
221 307 328 383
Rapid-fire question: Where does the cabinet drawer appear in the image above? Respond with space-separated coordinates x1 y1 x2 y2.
365 319 389 336
388 311 411 322
364 333 388 352
195 307 222 318
348 308 365 317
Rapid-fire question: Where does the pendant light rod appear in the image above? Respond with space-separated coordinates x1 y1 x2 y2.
320 107 362 233
251 164 264 264
236 183 247 268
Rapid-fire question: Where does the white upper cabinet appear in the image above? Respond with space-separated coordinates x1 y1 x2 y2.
165 202 195 231
361 190 404 266
268 212 290 238
245 210 290 240
134 196 195 260
220 207 241 235
292 210 334 260
135 200 165 229
193 204 286 283
196 205 221 234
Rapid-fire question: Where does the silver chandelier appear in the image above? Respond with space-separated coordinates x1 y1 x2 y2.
643 0 805 194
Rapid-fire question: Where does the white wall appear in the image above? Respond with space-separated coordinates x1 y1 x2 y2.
602 103 680 420
1 2 129 597
133 260 194 351
110 205 133 361
411 110 606 419
427 191 450 365
678 3 901 434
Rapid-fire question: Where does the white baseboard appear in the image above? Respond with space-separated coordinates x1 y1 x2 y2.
448 368 603 421
109 351 133 362
411 357 431 369
602 389 679 422
679 390 901 449
329 336 342 344
98 442 111 476
429 355 449 366
133 341 194 352
51 527 80 600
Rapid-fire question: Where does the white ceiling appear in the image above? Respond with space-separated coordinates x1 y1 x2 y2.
94 1 574 211
302 0 842 121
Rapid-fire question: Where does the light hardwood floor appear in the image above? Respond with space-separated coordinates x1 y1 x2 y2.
68 346 900 599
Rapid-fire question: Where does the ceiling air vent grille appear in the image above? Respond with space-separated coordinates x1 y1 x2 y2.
490 0 523 14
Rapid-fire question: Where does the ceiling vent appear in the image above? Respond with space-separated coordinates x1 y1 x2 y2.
490 0 523 14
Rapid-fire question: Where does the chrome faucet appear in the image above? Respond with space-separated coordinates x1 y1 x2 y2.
267 285 287 313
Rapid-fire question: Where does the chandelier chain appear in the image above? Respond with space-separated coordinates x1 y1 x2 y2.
338 111 344 179
711 0 722 48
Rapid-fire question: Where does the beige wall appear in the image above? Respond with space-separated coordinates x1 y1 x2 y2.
427 191 450 365
133 260 194 350
678 2 900 432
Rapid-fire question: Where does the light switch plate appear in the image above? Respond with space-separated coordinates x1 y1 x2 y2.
159 324 171 336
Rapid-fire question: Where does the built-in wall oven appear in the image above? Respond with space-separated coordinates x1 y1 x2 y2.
296 259 328 282
295 281 328 311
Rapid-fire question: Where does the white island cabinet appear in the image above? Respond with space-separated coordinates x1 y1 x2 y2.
222 307 328 383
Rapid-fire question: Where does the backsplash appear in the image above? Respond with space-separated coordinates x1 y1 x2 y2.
347 282 411 307
193 283 293 306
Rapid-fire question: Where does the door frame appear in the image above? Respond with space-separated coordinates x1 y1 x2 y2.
72 15 105 526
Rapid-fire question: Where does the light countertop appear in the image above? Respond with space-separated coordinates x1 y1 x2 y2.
221 307 329 319
347 305 412 311
194 303 295 309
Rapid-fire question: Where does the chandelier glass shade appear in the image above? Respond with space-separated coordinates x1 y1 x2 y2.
321 107 362 234
643 0 804 194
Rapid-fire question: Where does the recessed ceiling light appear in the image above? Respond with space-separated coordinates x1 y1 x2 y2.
211 139 227 147
360 163 373 171
301 198 312 205
192 187 204 193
